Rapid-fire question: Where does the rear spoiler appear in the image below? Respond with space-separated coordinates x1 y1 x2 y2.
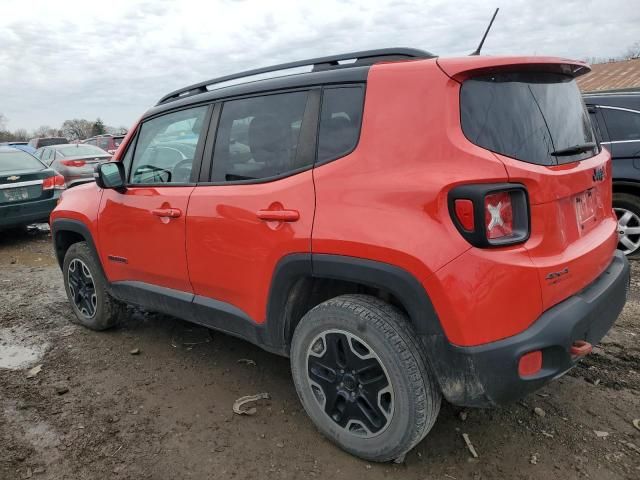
437 56 591 82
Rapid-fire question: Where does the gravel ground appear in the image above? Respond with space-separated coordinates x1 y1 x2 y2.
1 226 639 480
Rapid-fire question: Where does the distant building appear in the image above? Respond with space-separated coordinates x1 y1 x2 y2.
577 58 640 92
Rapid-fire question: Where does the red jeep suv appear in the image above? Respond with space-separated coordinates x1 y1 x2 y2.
51 49 630 462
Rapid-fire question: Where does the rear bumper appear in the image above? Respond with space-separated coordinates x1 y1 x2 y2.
424 250 630 407
0 196 59 229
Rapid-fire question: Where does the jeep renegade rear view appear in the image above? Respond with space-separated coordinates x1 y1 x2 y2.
51 49 630 462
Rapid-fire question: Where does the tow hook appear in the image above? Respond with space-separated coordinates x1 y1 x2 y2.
570 340 593 358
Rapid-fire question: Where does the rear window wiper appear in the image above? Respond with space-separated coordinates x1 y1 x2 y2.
551 142 597 156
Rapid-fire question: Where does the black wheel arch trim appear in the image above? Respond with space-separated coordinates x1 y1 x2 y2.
51 218 104 275
264 253 446 354
308 254 443 336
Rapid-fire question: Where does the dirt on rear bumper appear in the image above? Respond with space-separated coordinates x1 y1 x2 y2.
423 250 630 407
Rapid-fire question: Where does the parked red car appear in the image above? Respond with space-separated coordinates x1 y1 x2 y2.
51 49 629 462
82 135 125 155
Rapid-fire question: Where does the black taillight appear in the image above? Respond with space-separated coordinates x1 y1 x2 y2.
448 183 530 247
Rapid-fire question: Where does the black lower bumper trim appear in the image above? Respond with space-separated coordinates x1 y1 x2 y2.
425 250 630 407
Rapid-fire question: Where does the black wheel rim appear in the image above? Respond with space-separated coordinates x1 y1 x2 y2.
67 258 97 319
306 330 394 438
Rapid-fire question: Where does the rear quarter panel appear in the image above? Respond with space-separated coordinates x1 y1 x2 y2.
312 60 539 309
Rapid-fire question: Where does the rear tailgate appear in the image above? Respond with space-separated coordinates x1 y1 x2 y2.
442 56 618 310
498 151 616 310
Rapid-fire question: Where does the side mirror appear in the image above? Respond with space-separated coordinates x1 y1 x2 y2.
95 162 126 192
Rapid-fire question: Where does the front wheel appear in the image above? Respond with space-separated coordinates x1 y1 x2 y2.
613 192 640 258
62 242 125 330
290 295 441 462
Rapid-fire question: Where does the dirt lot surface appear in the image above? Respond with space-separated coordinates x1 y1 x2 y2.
1 227 639 480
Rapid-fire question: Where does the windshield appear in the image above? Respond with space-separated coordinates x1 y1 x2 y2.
0 149 45 172
58 145 109 157
461 72 598 165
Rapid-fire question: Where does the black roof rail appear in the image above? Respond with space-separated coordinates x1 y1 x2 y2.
156 48 435 105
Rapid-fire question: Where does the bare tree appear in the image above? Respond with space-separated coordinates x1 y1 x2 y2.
624 41 640 60
13 128 29 141
32 125 53 137
0 113 6 130
61 119 93 141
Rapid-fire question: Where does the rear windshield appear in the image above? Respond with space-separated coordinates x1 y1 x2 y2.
58 145 108 156
461 72 597 165
0 150 45 172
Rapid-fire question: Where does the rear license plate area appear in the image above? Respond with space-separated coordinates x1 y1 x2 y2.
3 187 30 203
575 188 598 232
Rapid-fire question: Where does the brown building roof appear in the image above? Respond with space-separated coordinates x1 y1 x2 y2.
577 58 640 92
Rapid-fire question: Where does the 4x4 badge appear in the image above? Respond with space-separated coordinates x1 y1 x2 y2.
593 167 605 182
545 267 569 282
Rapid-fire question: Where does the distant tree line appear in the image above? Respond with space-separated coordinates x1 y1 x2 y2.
584 40 640 65
0 114 128 143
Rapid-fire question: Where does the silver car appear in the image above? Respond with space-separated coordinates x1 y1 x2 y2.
35 144 112 188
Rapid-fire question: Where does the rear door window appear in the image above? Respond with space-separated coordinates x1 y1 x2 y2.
600 108 640 141
211 91 309 182
461 72 597 165
317 87 365 164
41 149 52 164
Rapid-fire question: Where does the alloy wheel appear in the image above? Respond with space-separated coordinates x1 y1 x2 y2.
306 329 394 438
67 258 97 319
614 207 640 255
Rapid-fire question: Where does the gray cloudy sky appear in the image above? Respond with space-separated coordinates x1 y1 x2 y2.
1 0 638 131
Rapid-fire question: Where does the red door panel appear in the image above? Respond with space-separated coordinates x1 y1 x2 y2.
98 186 194 291
186 171 315 323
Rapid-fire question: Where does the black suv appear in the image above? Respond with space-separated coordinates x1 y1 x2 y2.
585 91 640 257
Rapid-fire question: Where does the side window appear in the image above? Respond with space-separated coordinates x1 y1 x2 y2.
129 106 208 185
211 91 309 182
98 137 110 150
588 108 605 143
41 149 52 164
317 87 365 163
601 108 640 141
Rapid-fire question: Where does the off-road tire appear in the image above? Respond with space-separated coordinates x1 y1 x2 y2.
290 294 441 462
62 241 125 330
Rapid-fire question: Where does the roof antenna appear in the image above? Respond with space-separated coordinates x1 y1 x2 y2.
470 8 499 56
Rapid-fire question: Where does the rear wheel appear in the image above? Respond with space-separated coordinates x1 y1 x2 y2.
290 294 441 462
63 242 124 330
613 193 640 258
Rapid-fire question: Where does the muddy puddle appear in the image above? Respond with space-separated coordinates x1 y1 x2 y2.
0 326 48 370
